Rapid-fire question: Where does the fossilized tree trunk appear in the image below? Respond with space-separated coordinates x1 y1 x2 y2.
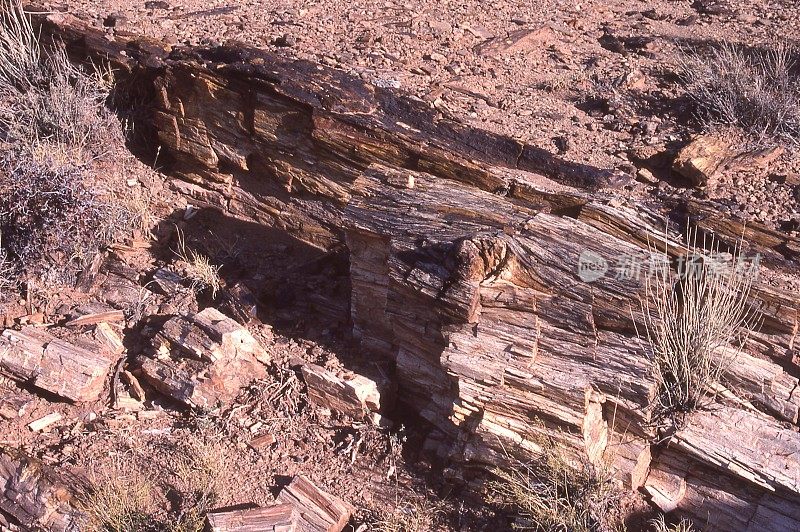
35 11 800 530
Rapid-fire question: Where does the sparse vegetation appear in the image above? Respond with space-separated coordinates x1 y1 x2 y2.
0 233 14 293
371 496 447 532
82 429 229 532
680 42 800 145
174 227 222 299
80 459 158 532
489 426 622 532
167 429 228 532
0 0 139 285
649 515 695 532
639 230 759 420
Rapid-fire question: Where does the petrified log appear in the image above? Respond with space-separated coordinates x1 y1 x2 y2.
31 11 800 529
139 307 268 408
207 503 297 532
0 328 113 402
0 448 86 531
275 475 353 532
673 134 784 187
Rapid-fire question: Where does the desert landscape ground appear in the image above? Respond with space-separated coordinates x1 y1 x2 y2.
0 0 797 530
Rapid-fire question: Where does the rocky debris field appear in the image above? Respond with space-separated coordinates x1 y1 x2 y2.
0 205 493 530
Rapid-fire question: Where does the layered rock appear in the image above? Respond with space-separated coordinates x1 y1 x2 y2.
35 11 800 529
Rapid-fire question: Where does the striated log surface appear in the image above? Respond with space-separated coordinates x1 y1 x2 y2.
0 448 86 531
0 328 112 402
34 11 800 530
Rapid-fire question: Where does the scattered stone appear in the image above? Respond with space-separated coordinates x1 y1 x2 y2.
552 135 570 155
94 322 125 355
274 34 297 47
598 28 627 55
103 12 126 28
28 413 63 432
636 168 659 184
248 433 277 450
0 328 113 402
0 390 33 419
144 1 170 9
301 364 384 418
424 52 447 63
276 475 354 532
673 134 783 187
65 310 125 327
692 0 734 16
474 26 555 56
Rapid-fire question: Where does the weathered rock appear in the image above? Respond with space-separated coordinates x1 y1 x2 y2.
0 328 113 402
673 134 784 187
140 308 268 408
0 448 86 531
32 14 800 529
207 503 296 532
300 364 384 418
275 475 353 532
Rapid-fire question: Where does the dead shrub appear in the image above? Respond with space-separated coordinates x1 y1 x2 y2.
0 0 137 285
638 230 760 421
489 426 623 531
0 156 136 284
80 460 160 532
680 42 800 145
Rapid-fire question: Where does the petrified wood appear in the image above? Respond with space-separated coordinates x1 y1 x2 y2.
32 11 800 530
0 327 113 402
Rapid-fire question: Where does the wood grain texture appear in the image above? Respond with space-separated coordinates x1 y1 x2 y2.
0 328 112 402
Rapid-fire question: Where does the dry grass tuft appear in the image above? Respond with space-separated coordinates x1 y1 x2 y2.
81 427 231 532
174 227 222 299
0 0 40 91
649 515 695 532
0 232 15 293
639 229 760 419
371 496 447 532
680 42 800 145
80 460 158 532
489 426 622 532
167 429 229 532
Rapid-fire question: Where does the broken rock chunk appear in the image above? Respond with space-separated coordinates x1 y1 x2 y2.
140 307 269 408
207 503 296 531
206 476 351 531
0 448 87 531
300 364 385 418
0 328 113 402
673 134 784 187
275 475 353 532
